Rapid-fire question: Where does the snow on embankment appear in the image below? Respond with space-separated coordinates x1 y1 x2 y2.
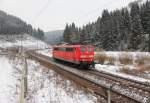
36 49 52 57
26 59 97 103
95 64 150 84
0 56 19 103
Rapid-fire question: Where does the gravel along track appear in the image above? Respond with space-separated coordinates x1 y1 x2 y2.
27 51 150 103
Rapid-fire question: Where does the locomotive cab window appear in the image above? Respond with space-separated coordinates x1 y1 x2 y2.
60 48 66 51
88 47 93 52
66 48 74 52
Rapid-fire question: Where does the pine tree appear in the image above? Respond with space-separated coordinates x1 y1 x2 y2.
63 24 71 43
62 1 149 51
120 8 132 50
130 3 144 50
141 0 150 51
100 9 113 50
63 23 79 43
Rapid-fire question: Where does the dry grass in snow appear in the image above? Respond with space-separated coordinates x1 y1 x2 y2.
95 51 150 79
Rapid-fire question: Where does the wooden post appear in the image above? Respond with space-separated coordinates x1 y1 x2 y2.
19 56 28 103
107 83 115 103
107 89 111 103
19 60 25 103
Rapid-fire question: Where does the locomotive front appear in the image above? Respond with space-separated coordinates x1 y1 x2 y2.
79 45 95 68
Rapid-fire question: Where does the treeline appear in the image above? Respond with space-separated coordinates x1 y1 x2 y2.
63 0 150 51
0 10 44 40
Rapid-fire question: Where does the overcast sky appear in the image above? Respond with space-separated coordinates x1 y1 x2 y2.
0 0 136 32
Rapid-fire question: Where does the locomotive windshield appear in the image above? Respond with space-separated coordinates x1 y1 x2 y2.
81 46 94 52
81 46 86 52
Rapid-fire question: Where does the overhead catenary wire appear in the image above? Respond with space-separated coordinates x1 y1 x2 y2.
30 0 52 50
32 0 52 25
73 0 120 25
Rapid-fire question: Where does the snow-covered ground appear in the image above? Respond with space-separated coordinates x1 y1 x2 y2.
95 64 150 83
36 49 52 57
0 54 98 103
0 34 99 103
0 56 20 103
26 59 97 103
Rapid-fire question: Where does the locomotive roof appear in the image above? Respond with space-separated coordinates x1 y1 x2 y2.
53 45 93 48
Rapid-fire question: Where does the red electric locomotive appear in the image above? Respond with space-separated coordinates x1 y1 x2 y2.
52 45 94 69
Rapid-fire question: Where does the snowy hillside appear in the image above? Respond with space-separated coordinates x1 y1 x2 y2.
0 34 49 50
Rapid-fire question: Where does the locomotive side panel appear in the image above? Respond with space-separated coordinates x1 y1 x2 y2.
53 45 94 69
53 46 80 64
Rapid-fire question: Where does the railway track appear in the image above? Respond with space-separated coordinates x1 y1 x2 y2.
27 51 150 103
89 70 150 92
86 70 150 102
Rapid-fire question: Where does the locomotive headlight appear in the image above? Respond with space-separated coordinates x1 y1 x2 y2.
81 55 94 58
81 55 87 58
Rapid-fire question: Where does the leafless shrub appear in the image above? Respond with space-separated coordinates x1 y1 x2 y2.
95 48 105 52
121 67 133 74
138 65 150 73
135 55 150 65
94 54 108 64
119 54 133 65
106 56 115 65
